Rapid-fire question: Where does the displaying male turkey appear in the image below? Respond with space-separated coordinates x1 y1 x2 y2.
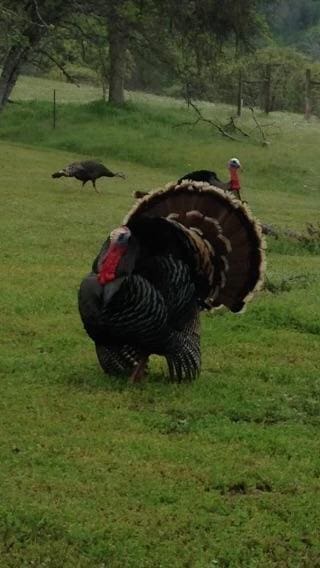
52 160 125 193
78 180 264 382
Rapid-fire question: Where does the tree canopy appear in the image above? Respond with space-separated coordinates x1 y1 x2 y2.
1 0 320 111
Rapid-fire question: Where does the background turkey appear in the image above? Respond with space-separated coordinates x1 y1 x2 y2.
52 160 126 192
132 172 224 200
78 180 265 382
177 169 225 187
178 157 242 197
134 158 243 201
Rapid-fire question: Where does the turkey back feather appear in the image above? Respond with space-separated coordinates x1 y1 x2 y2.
125 180 265 312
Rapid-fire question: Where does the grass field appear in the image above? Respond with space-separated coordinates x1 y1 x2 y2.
1 76 320 566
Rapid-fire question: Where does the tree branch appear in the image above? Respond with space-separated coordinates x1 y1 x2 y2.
39 50 80 86
61 19 106 44
224 116 250 137
32 0 50 28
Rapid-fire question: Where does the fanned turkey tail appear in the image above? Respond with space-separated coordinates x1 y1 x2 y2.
126 180 265 313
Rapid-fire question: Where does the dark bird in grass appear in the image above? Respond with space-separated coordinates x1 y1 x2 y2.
52 160 126 193
177 158 243 201
78 180 264 383
177 168 224 187
133 171 225 200
133 158 244 202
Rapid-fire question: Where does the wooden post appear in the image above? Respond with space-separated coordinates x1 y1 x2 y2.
53 89 56 129
264 64 272 114
305 69 312 120
237 69 243 117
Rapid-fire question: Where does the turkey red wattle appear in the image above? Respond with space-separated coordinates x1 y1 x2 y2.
229 167 241 191
97 242 128 285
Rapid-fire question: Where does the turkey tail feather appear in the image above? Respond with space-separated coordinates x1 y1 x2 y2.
125 181 265 312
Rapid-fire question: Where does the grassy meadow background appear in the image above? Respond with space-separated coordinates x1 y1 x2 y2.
0 75 320 567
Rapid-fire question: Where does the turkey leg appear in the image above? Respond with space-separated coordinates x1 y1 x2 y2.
92 180 101 194
130 356 149 383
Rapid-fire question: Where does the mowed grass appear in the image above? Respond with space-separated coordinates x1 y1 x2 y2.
1 79 320 566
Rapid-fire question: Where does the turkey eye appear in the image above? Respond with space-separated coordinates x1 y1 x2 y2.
120 234 129 244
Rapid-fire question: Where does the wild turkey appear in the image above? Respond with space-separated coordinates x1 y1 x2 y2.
78 180 264 382
178 158 243 200
177 169 225 188
133 172 224 200
52 160 125 193
133 158 243 202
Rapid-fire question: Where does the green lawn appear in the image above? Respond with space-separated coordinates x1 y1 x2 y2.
1 78 320 566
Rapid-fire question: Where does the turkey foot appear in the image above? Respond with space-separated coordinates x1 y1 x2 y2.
130 356 149 383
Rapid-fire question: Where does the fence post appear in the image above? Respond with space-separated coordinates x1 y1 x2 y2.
264 64 272 114
305 69 312 120
237 69 243 117
53 89 56 129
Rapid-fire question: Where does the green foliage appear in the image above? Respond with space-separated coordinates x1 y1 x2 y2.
185 44 320 113
244 46 320 113
296 22 320 58
265 0 320 43
1 0 319 114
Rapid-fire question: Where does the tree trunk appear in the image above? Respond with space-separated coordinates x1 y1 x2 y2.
264 63 272 115
0 46 30 110
305 68 312 120
237 69 243 117
108 25 127 104
0 0 70 112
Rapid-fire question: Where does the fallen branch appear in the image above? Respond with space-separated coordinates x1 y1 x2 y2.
248 106 269 145
260 223 279 237
224 116 250 137
173 117 202 130
173 100 240 141
260 222 320 245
